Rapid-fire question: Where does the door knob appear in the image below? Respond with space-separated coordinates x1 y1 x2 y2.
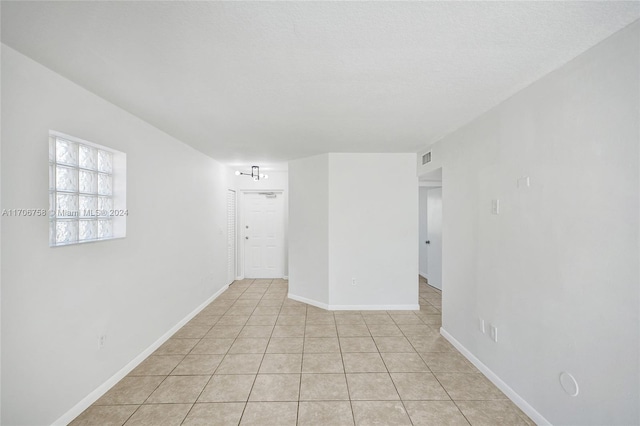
426 240 430 244
245 236 249 240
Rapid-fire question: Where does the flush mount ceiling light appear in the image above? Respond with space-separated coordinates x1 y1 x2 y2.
235 165 268 181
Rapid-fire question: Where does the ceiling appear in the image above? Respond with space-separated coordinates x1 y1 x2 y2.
2 2 639 166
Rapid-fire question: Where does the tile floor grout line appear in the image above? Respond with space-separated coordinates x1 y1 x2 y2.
416 282 472 426
236 279 270 422
195 278 257 422
369 314 416 426
227 278 259 425
180 278 256 424
392 282 444 425
121 404 142 426
294 305 308 425
237 279 284 424
333 313 358 426
449 399 473 425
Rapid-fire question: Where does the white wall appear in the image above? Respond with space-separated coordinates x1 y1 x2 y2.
328 153 418 309
226 168 289 278
418 187 429 278
288 154 329 306
418 22 639 425
1 45 230 425
289 153 419 310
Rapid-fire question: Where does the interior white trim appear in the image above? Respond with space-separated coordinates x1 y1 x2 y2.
329 304 420 311
440 327 552 426
288 293 419 311
52 284 230 426
287 293 329 310
418 181 442 188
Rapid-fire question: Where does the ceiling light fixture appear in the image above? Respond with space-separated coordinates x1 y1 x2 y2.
235 166 268 181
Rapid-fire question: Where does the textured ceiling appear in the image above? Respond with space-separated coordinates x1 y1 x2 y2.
2 1 639 165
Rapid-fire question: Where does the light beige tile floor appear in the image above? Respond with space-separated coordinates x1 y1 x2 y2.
70 277 535 425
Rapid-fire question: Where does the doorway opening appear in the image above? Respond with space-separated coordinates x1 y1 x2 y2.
240 191 285 279
418 168 443 292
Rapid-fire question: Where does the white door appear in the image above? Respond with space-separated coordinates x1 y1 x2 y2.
243 192 284 278
227 190 236 285
426 187 442 289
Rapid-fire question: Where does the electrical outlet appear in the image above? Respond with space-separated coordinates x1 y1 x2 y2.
98 334 107 349
351 278 357 286
489 325 498 343
479 318 486 334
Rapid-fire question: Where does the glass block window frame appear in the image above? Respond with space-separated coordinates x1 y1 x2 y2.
49 131 127 246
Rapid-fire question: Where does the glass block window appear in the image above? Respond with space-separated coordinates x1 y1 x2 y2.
49 132 126 246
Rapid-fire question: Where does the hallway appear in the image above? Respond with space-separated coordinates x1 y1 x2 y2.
71 278 533 425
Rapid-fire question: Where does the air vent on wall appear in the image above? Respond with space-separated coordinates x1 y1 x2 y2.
422 151 432 165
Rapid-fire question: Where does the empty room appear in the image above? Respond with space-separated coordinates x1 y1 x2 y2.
1 1 639 425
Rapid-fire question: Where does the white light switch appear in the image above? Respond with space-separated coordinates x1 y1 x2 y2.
491 199 500 215
517 176 530 188
489 324 498 343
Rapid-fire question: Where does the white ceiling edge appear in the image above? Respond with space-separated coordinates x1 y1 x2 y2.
420 18 640 153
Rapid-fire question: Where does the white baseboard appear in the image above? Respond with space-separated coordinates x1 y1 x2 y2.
440 327 551 426
283 275 289 280
329 304 420 311
288 293 329 310
287 293 419 311
419 272 428 280
53 284 229 426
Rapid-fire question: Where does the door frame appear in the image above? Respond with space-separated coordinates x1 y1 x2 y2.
417 167 443 291
227 189 237 285
425 186 443 290
237 190 286 280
